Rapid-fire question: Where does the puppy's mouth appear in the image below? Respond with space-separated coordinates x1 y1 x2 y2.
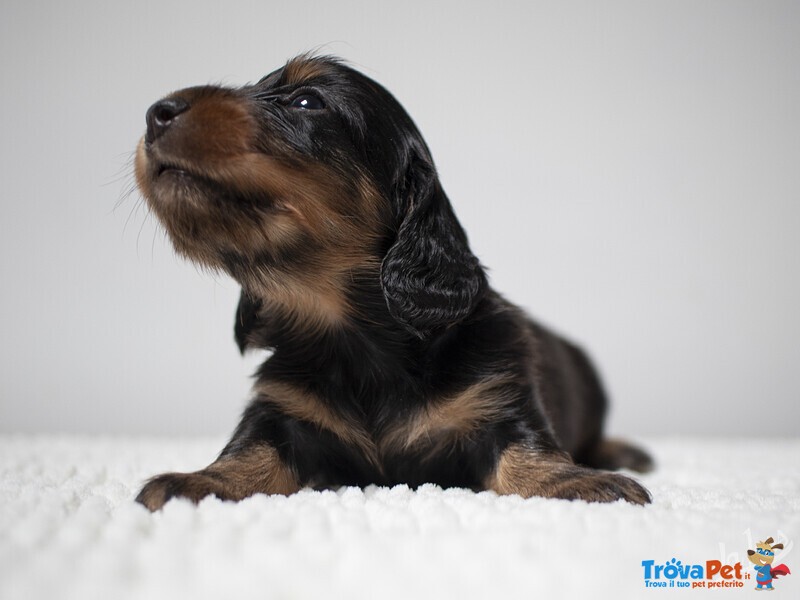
156 163 188 178
148 156 223 196
137 146 232 208
146 150 206 180
142 152 283 216
154 161 200 181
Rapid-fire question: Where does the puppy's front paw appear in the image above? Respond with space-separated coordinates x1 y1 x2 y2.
489 444 652 505
551 469 651 505
135 471 225 511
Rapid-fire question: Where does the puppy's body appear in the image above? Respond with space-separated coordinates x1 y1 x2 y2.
134 55 651 510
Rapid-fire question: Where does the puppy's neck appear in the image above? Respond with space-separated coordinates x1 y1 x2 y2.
239 267 421 393
227 249 382 332
240 261 404 337
244 271 351 333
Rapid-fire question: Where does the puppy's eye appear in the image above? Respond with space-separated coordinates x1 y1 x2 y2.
289 94 325 110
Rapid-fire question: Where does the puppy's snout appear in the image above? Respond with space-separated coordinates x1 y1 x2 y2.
145 97 189 143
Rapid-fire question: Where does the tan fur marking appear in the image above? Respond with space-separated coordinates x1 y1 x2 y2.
204 444 300 497
382 376 517 453
485 443 650 504
487 443 572 498
247 268 351 331
282 56 329 85
136 444 299 511
256 380 381 467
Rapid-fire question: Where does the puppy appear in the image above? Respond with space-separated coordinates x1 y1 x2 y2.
134 55 652 511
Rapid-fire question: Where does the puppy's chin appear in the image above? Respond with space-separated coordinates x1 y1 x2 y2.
134 138 301 270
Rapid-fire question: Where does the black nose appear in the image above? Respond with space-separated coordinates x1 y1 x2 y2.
145 98 189 143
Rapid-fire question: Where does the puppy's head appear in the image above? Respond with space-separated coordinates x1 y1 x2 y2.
135 55 486 338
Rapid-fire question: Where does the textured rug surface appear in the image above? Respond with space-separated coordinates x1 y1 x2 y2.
1 435 798 600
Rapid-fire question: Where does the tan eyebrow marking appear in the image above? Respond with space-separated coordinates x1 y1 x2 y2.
282 56 330 85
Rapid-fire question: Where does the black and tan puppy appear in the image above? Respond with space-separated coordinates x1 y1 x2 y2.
134 55 652 511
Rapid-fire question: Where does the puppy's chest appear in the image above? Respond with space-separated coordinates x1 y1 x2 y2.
304 397 494 490
258 373 515 485
261 379 458 453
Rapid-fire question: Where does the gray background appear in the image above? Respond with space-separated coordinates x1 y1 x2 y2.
1 0 798 437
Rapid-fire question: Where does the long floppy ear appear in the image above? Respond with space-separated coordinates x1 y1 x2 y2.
380 154 487 339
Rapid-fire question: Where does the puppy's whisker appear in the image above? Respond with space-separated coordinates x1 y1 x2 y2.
122 197 141 237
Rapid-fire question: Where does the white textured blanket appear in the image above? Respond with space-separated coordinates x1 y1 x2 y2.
1 436 798 599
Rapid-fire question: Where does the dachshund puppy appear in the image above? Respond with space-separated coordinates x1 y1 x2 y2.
134 55 652 511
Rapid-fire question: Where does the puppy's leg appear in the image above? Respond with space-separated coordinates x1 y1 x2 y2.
136 442 299 512
485 443 651 505
583 438 654 473
557 338 654 474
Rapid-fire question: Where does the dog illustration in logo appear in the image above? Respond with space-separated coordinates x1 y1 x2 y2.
747 537 791 590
